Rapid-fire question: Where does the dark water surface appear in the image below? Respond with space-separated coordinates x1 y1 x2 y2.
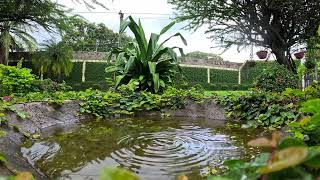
21 118 263 180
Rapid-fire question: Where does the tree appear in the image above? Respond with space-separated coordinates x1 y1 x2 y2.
169 0 320 72
33 41 73 81
72 0 108 9
185 51 223 61
0 0 69 64
0 0 67 31
0 22 37 65
62 16 132 52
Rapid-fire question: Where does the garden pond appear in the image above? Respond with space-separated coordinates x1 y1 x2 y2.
21 117 264 180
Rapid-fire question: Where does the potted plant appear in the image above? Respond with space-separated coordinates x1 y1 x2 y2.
294 52 305 59
256 50 268 59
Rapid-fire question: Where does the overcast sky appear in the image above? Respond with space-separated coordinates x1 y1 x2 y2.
47 0 265 62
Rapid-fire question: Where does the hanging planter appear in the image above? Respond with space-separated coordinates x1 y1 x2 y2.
294 52 305 59
256 50 268 59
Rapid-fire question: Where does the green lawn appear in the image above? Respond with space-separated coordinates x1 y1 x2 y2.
204 90 248 98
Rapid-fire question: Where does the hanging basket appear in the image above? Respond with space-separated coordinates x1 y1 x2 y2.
294 52 305 59
256 50 268 59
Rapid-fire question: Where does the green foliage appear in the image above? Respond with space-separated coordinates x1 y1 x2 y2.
184 51 223 61
31 79 71 93
64 62 82 83
100 168 139 180
0 22 37 65
62 16 132 52
174 67 241 90
216 90 300 128
209 134 320 180
210 70 238 84
86 62 114 82
169 0 320 72
304 82 320 99
68 81 112 91
107 16 186 93
0 64 35 96
255 64 298 92
0 152 6 165
290 99 320 146
0 130 6 138
33 41 73 81
79 86 205 118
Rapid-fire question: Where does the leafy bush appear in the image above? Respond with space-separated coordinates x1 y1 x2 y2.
209 133 320 180
255 65 298 92
31 79 72 92
304 81 320 99
106 16 186 93
216 90 301 128
0 64 35 96
68 81 112 91
79 86 205 118
290 99 320 146
184 51 223 61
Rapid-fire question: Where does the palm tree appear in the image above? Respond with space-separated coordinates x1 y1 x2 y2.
0 22 37 65
33 40 73 81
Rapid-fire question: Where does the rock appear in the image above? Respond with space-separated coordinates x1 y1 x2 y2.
7 101 85 134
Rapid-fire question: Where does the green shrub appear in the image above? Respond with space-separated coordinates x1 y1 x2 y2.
0 64 35 96
304 81 320 99
289 99 320 146
210 135 320 180
31 79 72 92
216 90 301 128
255 65 299 92
68 81 112 91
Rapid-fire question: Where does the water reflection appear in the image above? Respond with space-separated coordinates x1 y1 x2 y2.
21 118 263 180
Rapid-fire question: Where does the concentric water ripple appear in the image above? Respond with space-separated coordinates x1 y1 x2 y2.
22 118 262 180
111 125 242 178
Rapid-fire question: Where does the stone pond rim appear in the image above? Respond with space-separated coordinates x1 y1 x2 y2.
0 100 226 179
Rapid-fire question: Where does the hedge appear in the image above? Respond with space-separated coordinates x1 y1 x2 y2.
241 60 301 84
210 69 238 84
7 60 300 91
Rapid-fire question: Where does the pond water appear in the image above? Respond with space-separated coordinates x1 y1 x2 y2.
21 117 263 180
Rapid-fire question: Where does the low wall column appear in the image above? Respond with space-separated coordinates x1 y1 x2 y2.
82 61 86 83
207 68 211 84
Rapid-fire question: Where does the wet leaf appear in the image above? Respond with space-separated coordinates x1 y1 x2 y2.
100 168 139 180
0 130 6 138
177 175 188 180
258 147 308 174
32 134 41 139
15 172 34 180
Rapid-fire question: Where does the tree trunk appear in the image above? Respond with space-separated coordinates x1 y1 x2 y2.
271 46 296 73
0 45 5 64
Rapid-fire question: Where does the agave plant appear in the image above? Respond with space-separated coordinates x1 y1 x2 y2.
106 16 187 93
